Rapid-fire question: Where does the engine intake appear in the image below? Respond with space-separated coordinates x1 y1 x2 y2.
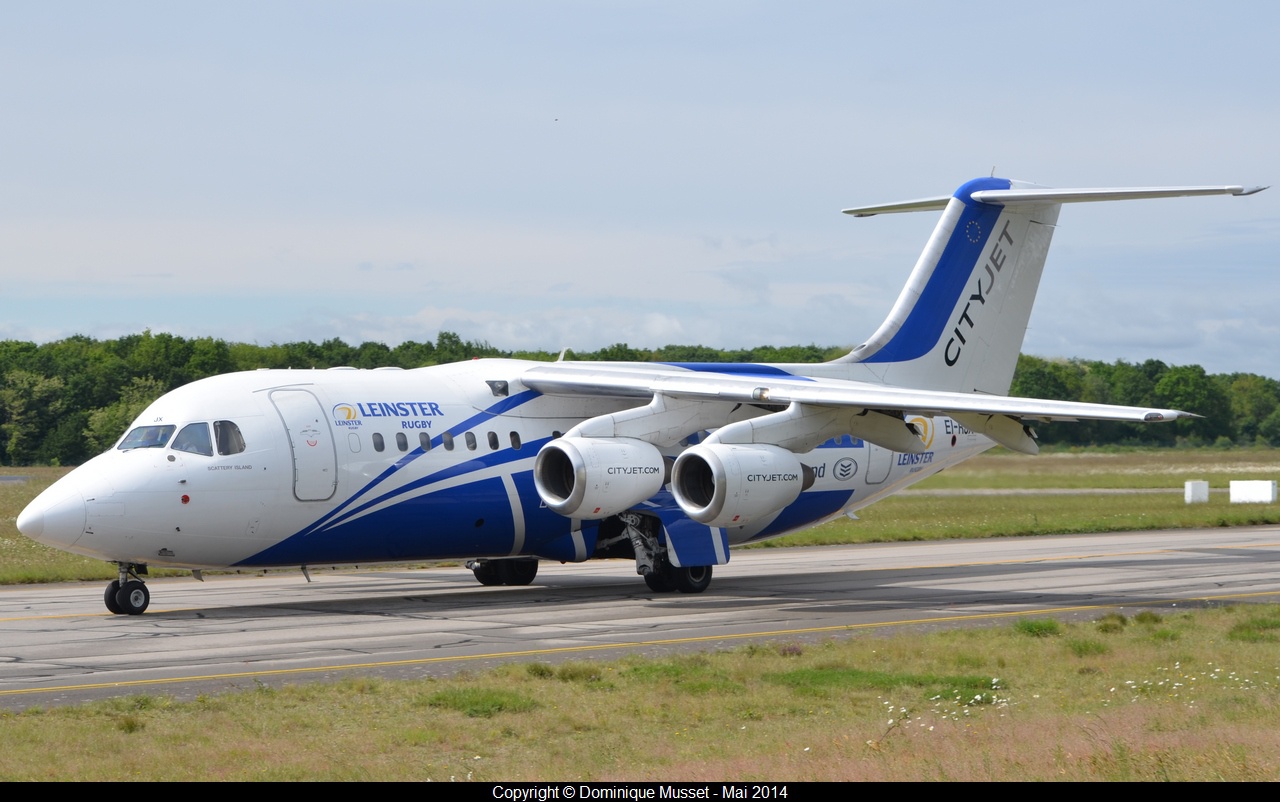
534 437 666 519
671 443 812 528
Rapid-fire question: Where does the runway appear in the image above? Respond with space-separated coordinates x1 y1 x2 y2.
3 526 1280 710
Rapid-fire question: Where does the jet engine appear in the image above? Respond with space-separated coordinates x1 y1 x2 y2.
534 437 666 519
671 443 813 528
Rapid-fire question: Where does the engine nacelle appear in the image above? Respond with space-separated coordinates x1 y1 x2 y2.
533 437 666 520
671 443 811 528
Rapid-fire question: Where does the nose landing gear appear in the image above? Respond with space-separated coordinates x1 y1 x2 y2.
105 564 150 615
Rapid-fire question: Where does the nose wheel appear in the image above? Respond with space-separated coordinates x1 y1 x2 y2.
104 580 123 614
105 564 150 615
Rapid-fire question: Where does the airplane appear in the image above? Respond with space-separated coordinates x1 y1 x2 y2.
16 177 1266 615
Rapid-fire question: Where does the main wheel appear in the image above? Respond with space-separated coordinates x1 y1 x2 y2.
104 580 124 614
114 580 150 615
472 562 503 586
672 565 712 594
502 559 539 586
643 568 675 593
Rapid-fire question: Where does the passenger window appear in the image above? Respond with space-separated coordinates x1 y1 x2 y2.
172 423 213 456
214 420 246 455
118 425 175 450
348 433 361 453
464 432 477 451
396 432 408 452
419 432 432 451
442 432 454 451
487 431 499 450
510 432 522 450
372 433 385 452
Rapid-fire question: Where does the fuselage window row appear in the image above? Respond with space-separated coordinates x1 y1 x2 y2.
344 430 544 455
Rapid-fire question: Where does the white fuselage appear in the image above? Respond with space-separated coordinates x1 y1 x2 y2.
20 359 993 570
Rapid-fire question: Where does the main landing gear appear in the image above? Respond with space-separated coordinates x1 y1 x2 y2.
643 561 713 594
104 563 150 615
620 511 713 595
468 558 540 587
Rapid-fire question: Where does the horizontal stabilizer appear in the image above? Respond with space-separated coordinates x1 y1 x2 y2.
842 195 951 217
844 183 1266 216
970 185 1267 206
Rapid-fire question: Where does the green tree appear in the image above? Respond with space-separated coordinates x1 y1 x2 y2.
1226 373 1280 443
654 344 724 362
84 376 168 454
0 371 66 465
1154 365 1231 443
186 337 234 379
584 343 650 362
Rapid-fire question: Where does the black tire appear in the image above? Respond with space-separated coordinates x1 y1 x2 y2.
672 565 712 594
115 580 150 615
104 580 124 614
502 559 539 586
114 583 150 613
643 568 676 593
472 562 503 586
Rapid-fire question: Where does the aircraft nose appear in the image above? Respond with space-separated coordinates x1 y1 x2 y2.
16 488 87 547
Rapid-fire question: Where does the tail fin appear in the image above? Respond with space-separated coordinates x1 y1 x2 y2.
836 178 1263 395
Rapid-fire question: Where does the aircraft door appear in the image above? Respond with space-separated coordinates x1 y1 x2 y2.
269 389 338 502
865 444 892 485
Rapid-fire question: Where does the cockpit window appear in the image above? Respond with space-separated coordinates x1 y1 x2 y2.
214 420 246 455
171 423 213 456
118 425 175 450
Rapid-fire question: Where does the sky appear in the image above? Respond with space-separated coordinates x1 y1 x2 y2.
2 2 1277 376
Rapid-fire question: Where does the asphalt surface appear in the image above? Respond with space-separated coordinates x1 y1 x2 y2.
3 526 1279 709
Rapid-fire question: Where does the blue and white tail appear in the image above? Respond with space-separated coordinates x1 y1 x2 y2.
835 177 1263 395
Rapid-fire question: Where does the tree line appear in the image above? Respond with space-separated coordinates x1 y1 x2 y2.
0 331 1273 466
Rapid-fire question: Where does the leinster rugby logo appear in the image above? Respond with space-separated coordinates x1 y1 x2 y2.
332 403 361 427
908 416 934 449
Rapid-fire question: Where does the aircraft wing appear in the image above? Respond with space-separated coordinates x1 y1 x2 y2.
517 363 1187 455
518 363 1189 424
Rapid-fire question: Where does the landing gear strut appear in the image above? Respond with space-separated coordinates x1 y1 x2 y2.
105 563 150 615
620 512 713 594
467 558 539 587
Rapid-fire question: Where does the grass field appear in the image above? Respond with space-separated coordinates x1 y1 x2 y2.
3 604 1278 780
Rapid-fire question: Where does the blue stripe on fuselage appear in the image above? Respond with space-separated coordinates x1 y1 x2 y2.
286 389 542 540
237 389 544 565
240 475 520 565
747 489 855 542
863 177 1010 363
